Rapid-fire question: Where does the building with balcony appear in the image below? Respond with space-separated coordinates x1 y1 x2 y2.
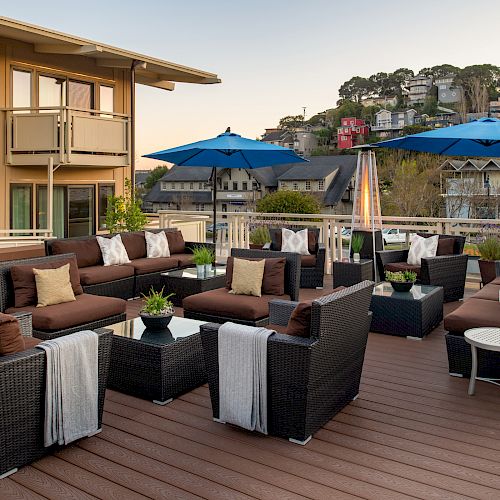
406 74 433 105
337 117 369 149
293 129 318 156
490 99 500 117
371 108 418 137
435 75 462 104
0 16 219 238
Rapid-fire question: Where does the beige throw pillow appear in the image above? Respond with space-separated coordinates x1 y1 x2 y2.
34 263 76 307
229 258 265 297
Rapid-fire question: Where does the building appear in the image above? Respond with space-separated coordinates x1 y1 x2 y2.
371 109 418 137
261 128 294 149
406 74 433 105
435 75 462 104
489 99 500 117
135 170 151 190
293 129 318 156
0 16 219 238
361 96 398 108
440 158 500 219
337 117 369 149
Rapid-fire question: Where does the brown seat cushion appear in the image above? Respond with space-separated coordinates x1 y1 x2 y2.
10 256 83 307
436 238 455 256
125 257 178 275
183 288 289 321
166 231 185 254
0 313 24 355
120 232 146 260
226 256 286 296
444 298 500 335
79 264 134 286
275 229 318 254
491 277 500 286
385 262 421 279
6 293 126 332
51 238 102 268
301 255 317 268
473 284 500 301
176 253 194 268
24 336 42 350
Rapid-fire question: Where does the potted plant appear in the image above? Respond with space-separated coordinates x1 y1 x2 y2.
249 226 271 250
385 270 417 292
477 237 500 285
351 233 365 262
192 245 215 275
139 287 175 330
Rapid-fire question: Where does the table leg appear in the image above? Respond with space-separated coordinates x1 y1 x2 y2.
468 345 478 396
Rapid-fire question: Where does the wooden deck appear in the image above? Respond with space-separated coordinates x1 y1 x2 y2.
3 280 500 499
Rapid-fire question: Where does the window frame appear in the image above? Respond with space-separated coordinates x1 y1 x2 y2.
98 183 115 230
10 183 33 230
11 67 33 110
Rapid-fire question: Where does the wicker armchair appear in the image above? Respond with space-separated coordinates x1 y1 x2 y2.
264 228 325 289
0 313 112 478
376 234 468 302
199 281 374 444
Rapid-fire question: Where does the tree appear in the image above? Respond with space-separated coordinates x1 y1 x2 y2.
256 190 321 214
454 64 500 112
278 115 304 132
326 101 364 128
419 64 460 78
421 95 438 116
402 124 432 135
145 165 169 190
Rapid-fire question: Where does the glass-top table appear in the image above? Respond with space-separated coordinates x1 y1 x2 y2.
163 266 226 280
373 282 438 301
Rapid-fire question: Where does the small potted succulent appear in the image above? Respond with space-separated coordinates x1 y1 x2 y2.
139 287 175 330
192 245 215 276
249 226 271 250
477 237 500 285
351 233 365 262
385 270 417 292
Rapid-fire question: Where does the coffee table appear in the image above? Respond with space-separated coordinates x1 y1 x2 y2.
161 266 227 306
370 282 444 339
106 316 207 405
333 258 373 287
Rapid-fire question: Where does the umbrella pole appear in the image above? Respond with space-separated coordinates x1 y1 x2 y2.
212 166 217 248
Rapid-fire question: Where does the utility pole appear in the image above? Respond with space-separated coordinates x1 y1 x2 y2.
302 107 307 120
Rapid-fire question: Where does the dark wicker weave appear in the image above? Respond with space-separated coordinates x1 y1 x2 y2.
333 259 374 288
375 234 468 302
200 281 374 444
82 278 135 300
0 325 112 478
266 227 325 288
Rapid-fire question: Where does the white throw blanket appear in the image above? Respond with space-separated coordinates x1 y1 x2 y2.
218 322 274 434
37 330 99 446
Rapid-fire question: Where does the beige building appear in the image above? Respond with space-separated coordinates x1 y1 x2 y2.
0 16 219 238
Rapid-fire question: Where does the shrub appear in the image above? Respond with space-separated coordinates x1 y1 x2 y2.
249 226 271 245
477 237 500 260
141 287 175 315
385 270 417 283
256 190 321 214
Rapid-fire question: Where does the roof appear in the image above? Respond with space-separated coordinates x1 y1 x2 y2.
135 170 151 185
144 184 212 204
440 158 500 171
158 165 213 182
261 130 293 142
0 16 220 91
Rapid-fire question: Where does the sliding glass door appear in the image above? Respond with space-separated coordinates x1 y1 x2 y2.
37 186 66 238
11 185 32 232
68 186 95 237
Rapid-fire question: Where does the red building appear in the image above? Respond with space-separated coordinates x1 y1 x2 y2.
337 117 369 149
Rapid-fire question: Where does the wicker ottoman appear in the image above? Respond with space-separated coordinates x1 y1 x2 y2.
333 259 374 288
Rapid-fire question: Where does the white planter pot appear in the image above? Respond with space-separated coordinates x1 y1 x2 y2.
353 252 361 263
196 264 205 278
205 263 212 274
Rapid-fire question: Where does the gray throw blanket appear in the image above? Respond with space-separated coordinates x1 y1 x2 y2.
37 330 99 446
218 322 274 434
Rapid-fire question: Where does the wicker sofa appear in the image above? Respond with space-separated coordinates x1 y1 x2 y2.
376 233 468 302
0 314 112 478
445 277 500 379
0 254 126 341
200 281 374 444
264 228 325 289
45 229 215 299
183 248 300 326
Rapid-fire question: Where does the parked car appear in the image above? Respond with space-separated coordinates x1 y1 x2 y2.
206 222 228 233
382 228 407 245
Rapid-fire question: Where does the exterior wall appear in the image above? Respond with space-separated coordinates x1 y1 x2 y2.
337 117 369 149
435 77 461 104
0 35 131 233
293 131 318 156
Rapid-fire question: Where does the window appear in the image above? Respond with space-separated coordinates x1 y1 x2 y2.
233 181 238 190
12 69 32 109
293 182 299 191
199 182 204 190
318 179 325 191
36 185 66 238
99 85 114 115
281 182 288 190
180 183 184 190
160 182 167 191
68 80 93 109
171 183 175 189
305 180 311 191
190 182 194 190
252 181 258 190
10 184 32 231
242 182 248 190
98 184 114 230
38 75 66 109
195 203 204 211
223 181 229 190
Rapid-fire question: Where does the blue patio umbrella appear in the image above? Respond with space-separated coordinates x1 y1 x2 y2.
144 129 308 242
373 117 500 157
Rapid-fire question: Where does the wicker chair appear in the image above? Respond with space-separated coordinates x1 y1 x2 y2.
0 313 112 479
376 233 468 302
264 228 325 289
199 280 374 444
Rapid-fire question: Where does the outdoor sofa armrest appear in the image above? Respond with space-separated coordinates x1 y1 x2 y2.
315 243 326 268
269 299 299 326
10 311 32 337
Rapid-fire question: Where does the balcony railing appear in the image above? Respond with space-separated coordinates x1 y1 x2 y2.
3 106 131 167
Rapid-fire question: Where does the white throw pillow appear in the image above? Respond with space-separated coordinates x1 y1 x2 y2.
145 230 170 258
281 228 310 255
96 234 131 266
407 234 439 266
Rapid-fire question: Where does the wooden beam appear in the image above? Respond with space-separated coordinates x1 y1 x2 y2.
95 58 132 69
34 43 103 55
136 76 175 91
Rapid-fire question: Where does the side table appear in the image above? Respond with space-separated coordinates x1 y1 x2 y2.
464 328 500 395
333 259 373 288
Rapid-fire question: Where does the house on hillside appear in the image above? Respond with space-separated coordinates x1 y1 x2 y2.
135 170 151 190
435 75 462 104
406 74 433 105
261 128 294 149
337 117 369 149
371 109 418 137
361 96 398 108
293 130 319 156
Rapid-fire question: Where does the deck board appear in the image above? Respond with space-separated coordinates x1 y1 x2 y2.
5 278 500 500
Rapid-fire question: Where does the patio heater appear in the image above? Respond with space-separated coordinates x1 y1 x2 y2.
349 148 383 279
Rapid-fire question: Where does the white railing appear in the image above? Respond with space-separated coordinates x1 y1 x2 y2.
0 229 52 248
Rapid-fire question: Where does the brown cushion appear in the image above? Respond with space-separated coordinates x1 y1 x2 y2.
226 256 286 296
51 238 102 268
183 288 289 321
176 253 194 268
79 264 134 286
301 255 317 268
286 301 312 337
491 277 500 286
385 262 421 279
6 293 126 331
267 323 288 334
125 257 179 276
473 284 500 301
10 256 83 308
166 231 185 254
444 298 500 335
275 229 318 254
120 232 146 260
0 313 24 355
24 337 41 350
436 238 455 256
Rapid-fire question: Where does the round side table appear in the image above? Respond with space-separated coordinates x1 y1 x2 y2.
464 328 500 396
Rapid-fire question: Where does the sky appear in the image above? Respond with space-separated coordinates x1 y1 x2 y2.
2 0 499 168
